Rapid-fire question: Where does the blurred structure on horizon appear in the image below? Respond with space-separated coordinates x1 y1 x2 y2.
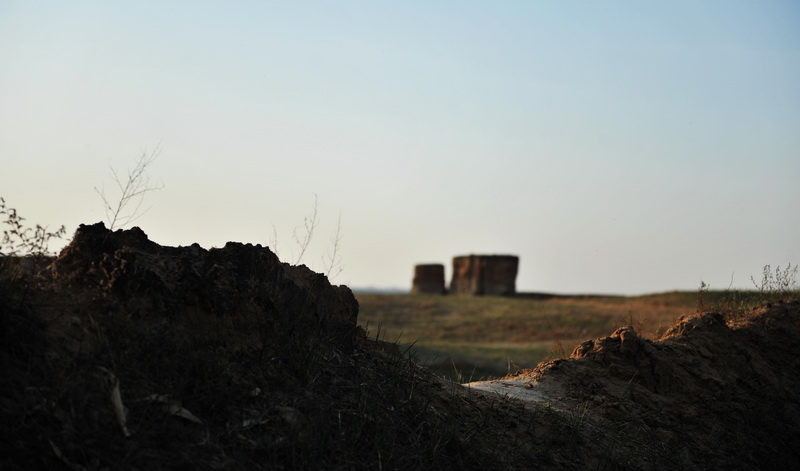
450 255 519 296
411 264 446 295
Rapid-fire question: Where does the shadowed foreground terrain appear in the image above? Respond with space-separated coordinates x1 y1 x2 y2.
2 224 799 469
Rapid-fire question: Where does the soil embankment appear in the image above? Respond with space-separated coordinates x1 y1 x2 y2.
2 223 798 469
470 304 800 468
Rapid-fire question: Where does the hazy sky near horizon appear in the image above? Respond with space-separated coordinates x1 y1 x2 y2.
2 1 798 295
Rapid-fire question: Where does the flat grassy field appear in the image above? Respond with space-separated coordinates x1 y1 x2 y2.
355 291 728 381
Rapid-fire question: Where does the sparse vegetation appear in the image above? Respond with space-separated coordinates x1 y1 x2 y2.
356 292 698 381
290 193 319 265
0 197 66 314
0 197 66 258
321 211 344 280
270 193 345 280
697 264 798 320
751 263 798 302
357 276 799 382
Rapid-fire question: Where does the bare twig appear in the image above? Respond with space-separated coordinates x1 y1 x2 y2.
271 194 345 279
292 194 319 265
95 147 164 230
322 211 344 280
269 223 281 258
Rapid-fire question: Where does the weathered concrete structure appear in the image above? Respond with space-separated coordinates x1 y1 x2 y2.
412 264 446 295
449 255 519 296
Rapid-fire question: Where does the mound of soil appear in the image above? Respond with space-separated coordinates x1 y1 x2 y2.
2 223 799 469
49 222 358 351
472 303 800 469
3 224 536 470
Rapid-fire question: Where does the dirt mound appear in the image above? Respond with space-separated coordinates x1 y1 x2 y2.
475 302 800 469
3 223 800 469
49 222 358 351
2 224 541 470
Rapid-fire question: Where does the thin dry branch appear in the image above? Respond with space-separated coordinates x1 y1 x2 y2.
269 223 281 258
292 194 319 265
322 211 344 280
95 147 164 230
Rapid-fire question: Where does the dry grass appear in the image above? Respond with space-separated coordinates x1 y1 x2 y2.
356 292 706 381
357 281 800 382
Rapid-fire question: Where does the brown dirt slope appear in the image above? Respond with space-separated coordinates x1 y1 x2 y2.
505 304 800 469
2 223 799 470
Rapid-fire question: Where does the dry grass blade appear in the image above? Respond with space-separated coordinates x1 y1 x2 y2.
140 394 203 424
99 367 131 438
49 440 87 471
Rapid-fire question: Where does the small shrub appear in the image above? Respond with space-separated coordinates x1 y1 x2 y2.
0 199 66 361
699 264 798 320
696 280 710 312
0 197 66 258
751 263 798 303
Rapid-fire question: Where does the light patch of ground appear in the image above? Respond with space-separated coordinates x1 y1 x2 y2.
467 378 559 405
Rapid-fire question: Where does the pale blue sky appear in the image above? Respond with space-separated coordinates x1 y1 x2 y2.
2 1 798 294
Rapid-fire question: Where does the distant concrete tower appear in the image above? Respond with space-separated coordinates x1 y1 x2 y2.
412 264 446 294
450 255 519 296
